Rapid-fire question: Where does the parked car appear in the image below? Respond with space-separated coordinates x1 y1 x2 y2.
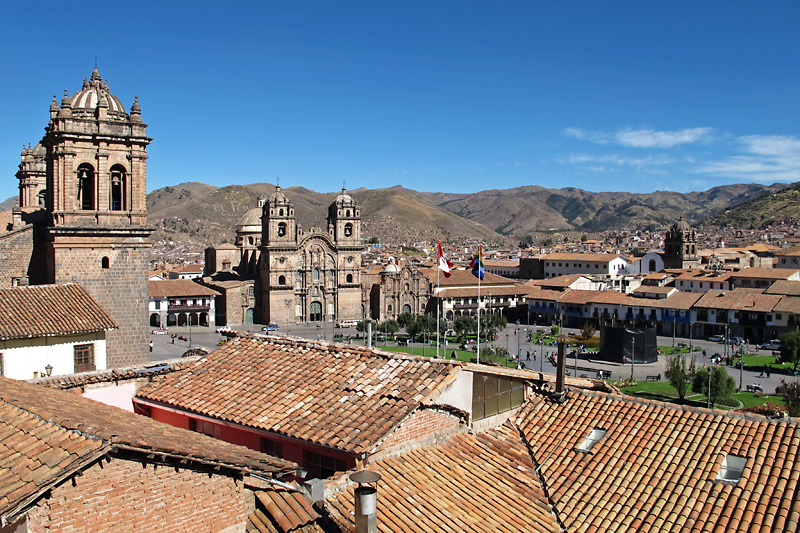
262 323 280 331
336 320 359 328
728 336 745 345
760 339 781 350
216 325 232 333
708 335 725 342
151 327 168 335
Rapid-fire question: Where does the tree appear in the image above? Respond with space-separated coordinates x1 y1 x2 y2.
454 316 477 339
397 313 415 331
692 366 735 408
484 314 508 341
665 353 692 402
551 324 560 336
377 319 399 336
779 330 800 370
405 316 423 343
580 322 596 339
781 380 800 417
356 320 371 335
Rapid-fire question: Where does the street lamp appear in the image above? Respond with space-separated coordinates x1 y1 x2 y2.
630 334 635 381
539 338 544 373
284 299 292 336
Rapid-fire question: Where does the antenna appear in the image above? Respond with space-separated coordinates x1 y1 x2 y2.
94 56 98 68
342 179 346 190
276 177 280 188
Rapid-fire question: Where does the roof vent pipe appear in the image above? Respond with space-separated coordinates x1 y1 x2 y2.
350 470 381 533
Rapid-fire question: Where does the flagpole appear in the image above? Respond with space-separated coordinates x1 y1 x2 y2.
436 259 441 359
477 249 481 365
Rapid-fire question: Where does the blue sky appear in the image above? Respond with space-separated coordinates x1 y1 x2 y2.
2 1 800 201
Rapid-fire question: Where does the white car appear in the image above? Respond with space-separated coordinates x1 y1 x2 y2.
760 339 781 350
216 325 232 333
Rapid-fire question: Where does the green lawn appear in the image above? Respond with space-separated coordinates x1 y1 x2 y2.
378 344 514 365
619 380 785 410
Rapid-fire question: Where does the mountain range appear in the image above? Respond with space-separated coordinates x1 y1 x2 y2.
143 181 792 248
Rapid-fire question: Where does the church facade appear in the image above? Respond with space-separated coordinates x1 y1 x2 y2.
4 68 151 367
203 186 365 325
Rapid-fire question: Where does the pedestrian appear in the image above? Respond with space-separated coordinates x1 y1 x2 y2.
702 349 707 358
526 350 531 361
767 366 771 378
149 340 154 352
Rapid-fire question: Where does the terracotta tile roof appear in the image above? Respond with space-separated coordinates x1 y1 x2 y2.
248 489 329 532
536 275 591 289
326 423 560 533
170 264 204 273
694 290 781 312
136 336 461 455
515 390 800 532
632 285 675 295
523 287 566 301
773 296 800 314
627 291 703 310
557 289 629 305
774 246 800 257
422 268 516 287
0 283 117 341
766 280 800 296
0 376 296 520
729 267 799 280
436 285 527 299
149 279 221 298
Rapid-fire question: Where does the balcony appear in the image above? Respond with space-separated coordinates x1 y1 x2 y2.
168 303 210 312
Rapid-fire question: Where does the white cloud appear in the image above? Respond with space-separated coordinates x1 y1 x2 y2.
564 127 713 148
567 153 673 169
695 135 800 182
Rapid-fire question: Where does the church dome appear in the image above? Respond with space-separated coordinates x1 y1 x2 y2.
237 207 262 227
268 185 289 204
671 216 690 233
382 258 401 274
67 68 128 117
333 187 355 206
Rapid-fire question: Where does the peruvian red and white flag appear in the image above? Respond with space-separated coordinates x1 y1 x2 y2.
437 240 453 278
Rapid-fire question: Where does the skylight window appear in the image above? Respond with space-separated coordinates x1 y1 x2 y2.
716 454 747 483
576 428 606 453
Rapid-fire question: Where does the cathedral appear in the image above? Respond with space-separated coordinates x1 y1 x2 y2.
203 186 364 325
3 68 151 367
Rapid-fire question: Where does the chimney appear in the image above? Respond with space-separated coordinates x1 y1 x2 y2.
303 478 325 508
554 340 566 393
350 470 381 533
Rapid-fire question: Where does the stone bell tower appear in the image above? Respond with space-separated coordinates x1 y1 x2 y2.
37 67 152 367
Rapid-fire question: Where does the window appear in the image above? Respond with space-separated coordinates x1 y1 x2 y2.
38 189 47 208
188 418 220 438
344 223 353 237
304 451 347 479
101 256 110 269
472 374 525 421
77 164 95 210
313 268 320 282
277 222 286 237
260 438 284 458
576 428 607 453
109 165 126 211
278 275 286 285
346 273 353 283
0 353 3 376
717 454 747 483
74 344 95 373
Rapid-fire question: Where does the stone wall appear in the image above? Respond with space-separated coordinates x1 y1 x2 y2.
49 227 151 367
0 225 34 286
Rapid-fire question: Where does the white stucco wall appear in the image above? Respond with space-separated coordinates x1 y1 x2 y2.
0 333 107 380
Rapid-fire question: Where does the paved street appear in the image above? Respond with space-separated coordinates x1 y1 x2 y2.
150 322 795 396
